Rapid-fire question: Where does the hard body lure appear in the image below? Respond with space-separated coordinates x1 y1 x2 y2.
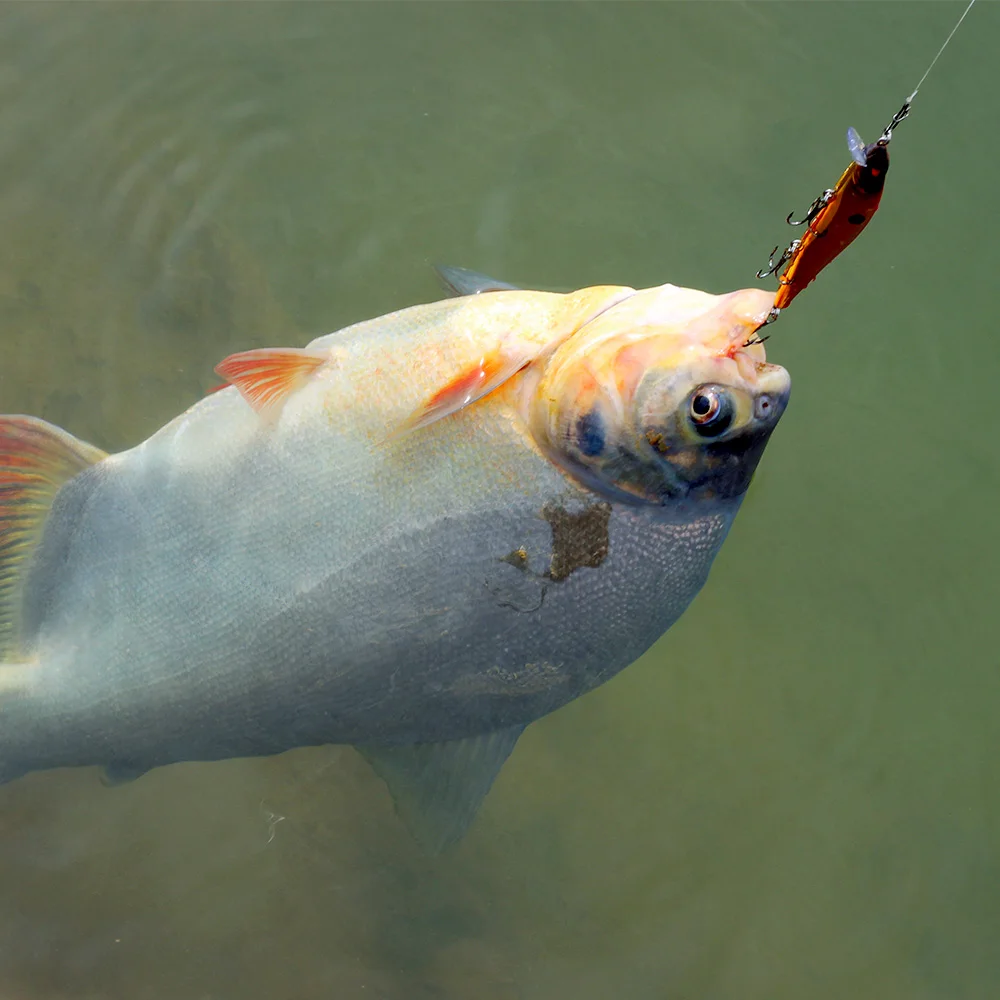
757 110 902 314
756 0 976 326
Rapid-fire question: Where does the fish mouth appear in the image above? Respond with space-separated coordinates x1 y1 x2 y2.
724 339 791 422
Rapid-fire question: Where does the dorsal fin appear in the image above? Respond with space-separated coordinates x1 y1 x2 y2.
0 415 106 659
214 347 328 413
434 264 521 297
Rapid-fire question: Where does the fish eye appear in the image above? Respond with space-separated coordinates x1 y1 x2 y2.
688 386 733 437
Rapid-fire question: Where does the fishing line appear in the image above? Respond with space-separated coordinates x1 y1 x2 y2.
906 0 977 103
879 0 977 141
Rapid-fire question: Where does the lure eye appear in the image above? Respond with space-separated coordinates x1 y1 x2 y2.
688 387 733 438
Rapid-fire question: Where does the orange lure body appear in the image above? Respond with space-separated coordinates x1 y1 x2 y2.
773 137 889 310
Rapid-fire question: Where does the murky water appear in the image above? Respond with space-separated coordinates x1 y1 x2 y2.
2 3 998 997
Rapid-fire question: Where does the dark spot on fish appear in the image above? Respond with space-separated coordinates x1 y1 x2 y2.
575 409 605 456
542 502 611 581
848 213 866 225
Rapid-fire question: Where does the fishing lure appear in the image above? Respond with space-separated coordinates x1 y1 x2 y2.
755 0 976 326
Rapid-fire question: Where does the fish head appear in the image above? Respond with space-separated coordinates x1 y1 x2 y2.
523 284 790 507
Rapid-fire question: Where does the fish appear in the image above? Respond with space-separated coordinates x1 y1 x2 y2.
0 273 790 851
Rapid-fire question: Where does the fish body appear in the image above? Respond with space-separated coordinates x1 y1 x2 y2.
0 277 789 847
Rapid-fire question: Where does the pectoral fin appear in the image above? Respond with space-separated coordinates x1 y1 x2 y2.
358 725 524 852
400 283 635 434
398 346 537 433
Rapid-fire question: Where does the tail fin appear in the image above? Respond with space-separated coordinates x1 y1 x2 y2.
0 416 106 662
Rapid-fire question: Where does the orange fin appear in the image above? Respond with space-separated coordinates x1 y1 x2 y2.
402 347 534 433
214 348 327 413
0 416 106 659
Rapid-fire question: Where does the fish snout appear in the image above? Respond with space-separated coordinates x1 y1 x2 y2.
747 362 791 430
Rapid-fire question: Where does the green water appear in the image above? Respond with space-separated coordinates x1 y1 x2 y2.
2 3 998 997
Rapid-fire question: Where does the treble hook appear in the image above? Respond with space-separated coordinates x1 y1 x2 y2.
755 247 781 280
786 189 835 228
755 240 800 280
